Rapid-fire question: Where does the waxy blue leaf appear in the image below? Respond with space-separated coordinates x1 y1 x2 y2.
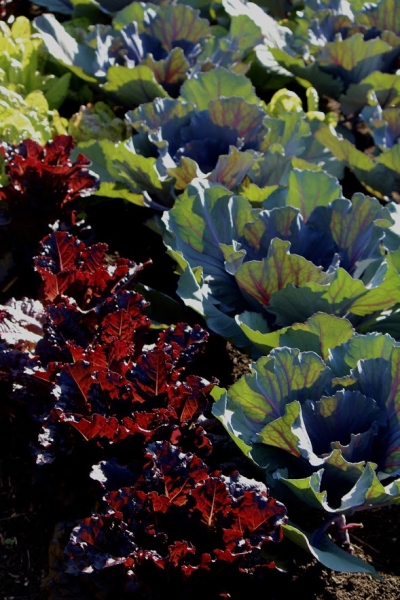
213 331 400 513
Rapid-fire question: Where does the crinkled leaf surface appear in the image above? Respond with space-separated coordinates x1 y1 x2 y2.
64 444 286 594
31 234 213 455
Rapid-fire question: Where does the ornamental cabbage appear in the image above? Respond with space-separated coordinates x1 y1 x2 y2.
212 316 400 515
159 177 400 349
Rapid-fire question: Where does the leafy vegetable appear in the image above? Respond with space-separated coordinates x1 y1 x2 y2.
3 0 400 588
81 74 341 207
0 229 289 594
0 297 45 352
212 327 400 515
340 71 400 116
241 0 400 98
34 4 212 103
0 16 70 109
0 136 99 289
159 178 399 349
0 87 67 145
315 125 400 200
68 101 132 143
25 231 214 462
0 16 70 145
61 445 287 599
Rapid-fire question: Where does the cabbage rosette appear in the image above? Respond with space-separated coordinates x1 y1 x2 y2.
212 316 400 514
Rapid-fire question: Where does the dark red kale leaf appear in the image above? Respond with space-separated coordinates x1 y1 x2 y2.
63 444 287 598
157 322 209 365
29 233 212 459
35 231 147 308
0 137 100 292
0 136 99 225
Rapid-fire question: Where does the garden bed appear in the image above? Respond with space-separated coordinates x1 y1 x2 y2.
1 0 400 598
1 199 399 600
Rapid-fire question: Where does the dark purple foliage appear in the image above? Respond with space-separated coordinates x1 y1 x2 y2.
0 135 99 231
62 442 287 599
27 232 212 462
0 136 99 291
1 231 287 598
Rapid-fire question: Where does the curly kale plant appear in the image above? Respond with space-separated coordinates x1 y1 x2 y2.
60 446 287 600
0 230 289 597
0 135 99 291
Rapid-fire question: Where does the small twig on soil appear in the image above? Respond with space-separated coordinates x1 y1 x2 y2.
0 513 27 521
0 563 20 576
350 533 381 555
1 275 19 293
